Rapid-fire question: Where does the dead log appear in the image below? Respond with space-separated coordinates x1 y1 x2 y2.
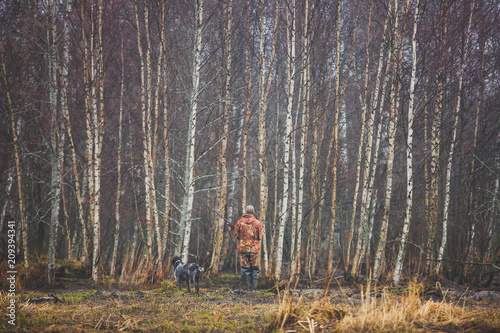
28 294 64 304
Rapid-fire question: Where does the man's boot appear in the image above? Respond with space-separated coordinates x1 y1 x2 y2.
251 266 260 291
241 267 251 291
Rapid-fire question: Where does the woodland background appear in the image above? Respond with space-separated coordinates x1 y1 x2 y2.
0 0 499 289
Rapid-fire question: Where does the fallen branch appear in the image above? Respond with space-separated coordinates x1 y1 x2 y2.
28 294 64 304
429 258 499 271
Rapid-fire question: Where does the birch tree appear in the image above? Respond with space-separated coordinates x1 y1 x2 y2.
1 34 29 280
110 39 125 277
161 0 171 259
346 4 373 268
373 0 403 280
275 0 296 281
48 0 61 287
352 4 390 276
426 0 448 274
178 0 204 262
326 0 345 276
393 0 420 285
351 2 376 276
208 0 232 276
435 1 474 275
292 0 310 281
464 29 486 269
134 0 154 260
91 0 104 287
258 0 279 276
242 0 253 212
0 164 14 233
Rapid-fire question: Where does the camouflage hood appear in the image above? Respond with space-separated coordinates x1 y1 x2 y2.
240 214 257 224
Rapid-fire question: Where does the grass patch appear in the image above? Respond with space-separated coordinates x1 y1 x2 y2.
273 280 500 332
1 274 499 332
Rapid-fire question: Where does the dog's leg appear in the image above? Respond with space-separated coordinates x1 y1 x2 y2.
186 279 191 293
175 277 182 291
193 275 199 295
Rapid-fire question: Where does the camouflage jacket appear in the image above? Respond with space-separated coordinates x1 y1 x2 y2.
234 214 263 254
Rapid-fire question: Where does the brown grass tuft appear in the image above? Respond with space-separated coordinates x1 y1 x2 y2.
275 280 500 332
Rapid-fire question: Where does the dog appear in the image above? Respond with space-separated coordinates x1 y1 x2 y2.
171 256 204 295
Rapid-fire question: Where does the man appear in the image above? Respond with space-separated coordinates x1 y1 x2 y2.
234 205 263 291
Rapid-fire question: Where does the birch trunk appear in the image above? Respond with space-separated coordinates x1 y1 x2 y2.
426 1 448 274
292 0 310 281
48 1 60 287
60 0 71 260
147 1 164 268
80 0 91 264
465 36 486 268
91 0 104 287
486 134 499 259
110 39 125 277
0 165 14 233
242 0 253 212
151 0 167 270
179 0 204 262
435 2 474 275
87 0 97 263
326 0 344 276
346 5 373 268
134 0 153 259
275 0 295 281
61 159 72 260
351 3 376 276
352 8 389 276
161 1 171 256
208 0 232 276
257 0 278 276
1 39 29 278
290 99 298 272
393 0 419 285
373 0 402 280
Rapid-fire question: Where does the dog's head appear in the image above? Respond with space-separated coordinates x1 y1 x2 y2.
172 256 182 268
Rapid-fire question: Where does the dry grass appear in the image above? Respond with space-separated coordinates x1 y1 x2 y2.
335 281 497 332
273 280 500 332
0 285 278 332
2 266 499 333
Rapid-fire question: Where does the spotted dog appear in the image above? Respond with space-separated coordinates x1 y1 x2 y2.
171 256 204 295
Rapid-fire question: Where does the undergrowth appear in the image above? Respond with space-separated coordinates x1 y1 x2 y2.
272 279 500 332
1 259 499 332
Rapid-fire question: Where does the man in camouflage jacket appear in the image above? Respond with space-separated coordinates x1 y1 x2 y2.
234 205 263 291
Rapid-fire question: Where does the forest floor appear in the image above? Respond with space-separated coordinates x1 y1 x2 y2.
1 266 500 332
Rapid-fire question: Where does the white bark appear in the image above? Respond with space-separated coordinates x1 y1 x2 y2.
1 35 29 279
257 0 278 275
91 0 104 287
275 0 296 281
48 0 60 286
393 0 419 285
110 39 125 277
346 5 373 267
326 0 344 276
426 2 448 274
352 7 390 276
209 0 232 275
373 0 401 280
179 0 204 262
293 0 309 279
0 165 14 232
436 2 474 274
